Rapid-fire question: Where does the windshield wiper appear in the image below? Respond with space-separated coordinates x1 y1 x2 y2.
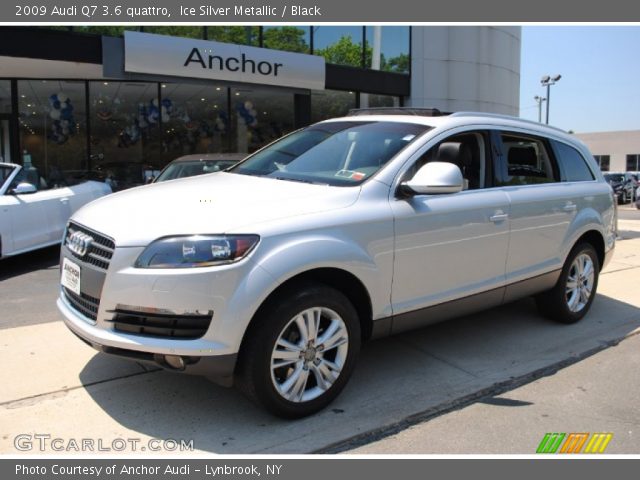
274 176 328 186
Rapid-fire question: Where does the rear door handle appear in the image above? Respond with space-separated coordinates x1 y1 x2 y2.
60 198 69 203
563 203 577 212
490 213 509 222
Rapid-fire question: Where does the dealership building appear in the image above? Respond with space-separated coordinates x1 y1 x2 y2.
574 130 640 173
0 26 521 185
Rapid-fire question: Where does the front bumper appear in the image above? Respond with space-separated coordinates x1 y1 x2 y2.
58 294 238 386
57 232 276 386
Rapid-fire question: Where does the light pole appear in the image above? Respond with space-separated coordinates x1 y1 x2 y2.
534 95 547 123
540 74 562 124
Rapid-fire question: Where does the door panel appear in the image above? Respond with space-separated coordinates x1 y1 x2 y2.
391 188 511 314
5 192 51 253
41 186 75 242
496 131 570 283
502 185 572 281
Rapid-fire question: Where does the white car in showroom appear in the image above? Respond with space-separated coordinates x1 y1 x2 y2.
0 162 111 258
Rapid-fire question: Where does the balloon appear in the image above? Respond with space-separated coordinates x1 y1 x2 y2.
244 101 253 110
57 93 69 103
49 109 61 120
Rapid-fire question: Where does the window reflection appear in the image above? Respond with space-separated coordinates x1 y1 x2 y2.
143 27 205 39
73 26 140 36
312 26 364 67
360 93 400 109
310 90 356 123
18 80 87 187
208 26 259 46
263 26 310 53
365 26 410 73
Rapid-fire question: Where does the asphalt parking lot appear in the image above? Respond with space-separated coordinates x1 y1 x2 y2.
1 206 639 454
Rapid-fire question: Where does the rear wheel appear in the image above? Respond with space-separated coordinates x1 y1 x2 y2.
536 243 600 324
236 283 361 418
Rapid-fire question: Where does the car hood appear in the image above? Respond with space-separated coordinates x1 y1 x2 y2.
71 172 360 247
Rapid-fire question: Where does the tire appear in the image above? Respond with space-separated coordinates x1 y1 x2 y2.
619 191 626 205
536 243 600 324
236 282 361 418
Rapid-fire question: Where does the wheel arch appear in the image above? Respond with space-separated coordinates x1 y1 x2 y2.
237 267 374 371
573 229 605 269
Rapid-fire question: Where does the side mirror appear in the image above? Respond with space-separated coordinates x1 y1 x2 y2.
10 182 37 195
401 161 464 195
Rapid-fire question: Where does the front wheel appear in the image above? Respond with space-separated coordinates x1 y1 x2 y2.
536 243 600 324
236 283 361 418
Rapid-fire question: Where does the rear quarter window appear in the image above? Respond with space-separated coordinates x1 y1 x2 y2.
553 141 595 182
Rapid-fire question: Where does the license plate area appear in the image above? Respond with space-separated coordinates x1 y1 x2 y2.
61 257 81 296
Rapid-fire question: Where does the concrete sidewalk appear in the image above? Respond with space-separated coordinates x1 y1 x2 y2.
1 237 639 454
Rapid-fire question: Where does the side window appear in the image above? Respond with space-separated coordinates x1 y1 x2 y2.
404 131 489 190
553 141 595 182
499 133 558 186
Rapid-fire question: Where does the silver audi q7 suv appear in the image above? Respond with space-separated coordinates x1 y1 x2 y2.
58 109 616 418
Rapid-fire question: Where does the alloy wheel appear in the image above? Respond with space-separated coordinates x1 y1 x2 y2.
270 307 349 403
565 253 595 313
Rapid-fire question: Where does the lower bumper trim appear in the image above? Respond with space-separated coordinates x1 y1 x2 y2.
67 328 237 387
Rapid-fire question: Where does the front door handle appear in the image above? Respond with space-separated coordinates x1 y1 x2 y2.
490 212 509 223
563 202 577 212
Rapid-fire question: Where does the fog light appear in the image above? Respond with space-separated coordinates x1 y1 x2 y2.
164 355 186 370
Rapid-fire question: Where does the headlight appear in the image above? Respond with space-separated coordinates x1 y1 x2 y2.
135 234 259 268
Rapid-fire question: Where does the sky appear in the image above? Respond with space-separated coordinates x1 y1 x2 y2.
519 26 640 133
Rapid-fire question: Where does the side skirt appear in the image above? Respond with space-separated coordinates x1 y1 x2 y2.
371 269 562 339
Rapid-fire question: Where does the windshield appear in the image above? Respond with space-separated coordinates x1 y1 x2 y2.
229 121 430 186
155 160 238 182
604 174 624 183
0 165 15 188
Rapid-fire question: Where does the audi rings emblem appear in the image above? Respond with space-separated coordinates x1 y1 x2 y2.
67 230 94 257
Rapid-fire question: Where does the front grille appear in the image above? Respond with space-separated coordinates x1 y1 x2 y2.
65 222 115 270
63 287 100 321
107 309 213 339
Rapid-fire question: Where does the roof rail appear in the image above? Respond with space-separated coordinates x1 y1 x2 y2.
347 107 446 117
449 111 567 133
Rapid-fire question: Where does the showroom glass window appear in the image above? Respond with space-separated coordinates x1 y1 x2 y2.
312 26 365 67
360 93 401 109
230 87 294 154
142 27 205 39
89 81 162 186
0 80 11 163
364 26 410 73
263 26 311 53
160 83 229 163
208 26 259 46
18 80 87 186
73 26 140 36
310 90 356 124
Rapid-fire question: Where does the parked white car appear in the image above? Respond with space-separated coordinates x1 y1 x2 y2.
0 162 112 258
